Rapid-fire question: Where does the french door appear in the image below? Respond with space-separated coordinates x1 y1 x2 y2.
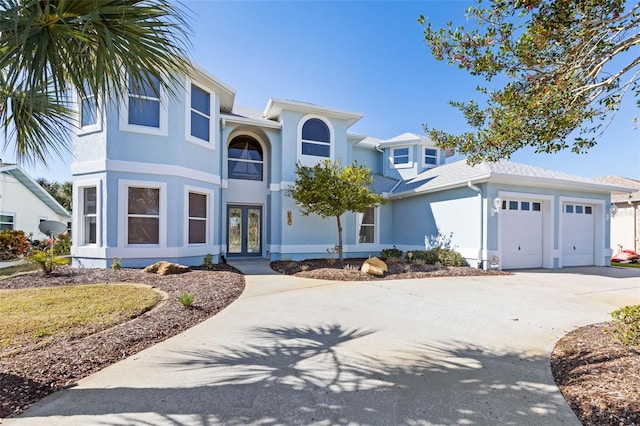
227 205 262 256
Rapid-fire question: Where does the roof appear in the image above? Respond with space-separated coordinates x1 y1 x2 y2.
263 98 363 127
370 174 400 194
222 105 282 129
389 159 633 198
595 176 640 203
0 164 71 217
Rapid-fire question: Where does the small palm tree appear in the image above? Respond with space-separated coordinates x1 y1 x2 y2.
0 0 191 166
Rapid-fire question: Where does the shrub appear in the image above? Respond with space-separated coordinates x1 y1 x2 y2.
27 250 69 275
610 305 640 346
381 247 403 259
406 248 468 267
177 292 195 308
111 257 122 270
202 253 214 270
53 233 71 255
0 229 29 260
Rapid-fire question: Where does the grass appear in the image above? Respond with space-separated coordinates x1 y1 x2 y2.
611 261 640 269
0 284 160 352
0 262 39 278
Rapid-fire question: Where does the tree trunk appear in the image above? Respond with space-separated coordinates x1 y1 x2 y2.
336 215 343 261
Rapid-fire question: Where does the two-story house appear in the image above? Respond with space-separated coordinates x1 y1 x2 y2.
71 63 629 270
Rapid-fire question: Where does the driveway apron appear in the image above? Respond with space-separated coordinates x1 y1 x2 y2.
5 264 640 426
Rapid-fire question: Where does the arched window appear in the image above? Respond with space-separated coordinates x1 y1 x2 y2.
228 136 263 181
301 118 330 157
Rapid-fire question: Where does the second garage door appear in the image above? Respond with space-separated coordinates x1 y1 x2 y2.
562 203 595 266
501 199 543 269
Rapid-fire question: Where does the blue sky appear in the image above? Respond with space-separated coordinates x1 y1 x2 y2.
14 0 639 182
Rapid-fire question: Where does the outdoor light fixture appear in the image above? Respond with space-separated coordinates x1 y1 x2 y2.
491 197 502 216
606 204 618 220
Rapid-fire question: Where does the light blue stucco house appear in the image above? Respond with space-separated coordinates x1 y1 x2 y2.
70 63 627 270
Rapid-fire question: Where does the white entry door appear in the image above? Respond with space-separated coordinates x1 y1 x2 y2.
501 200 543 269
562 203 595 266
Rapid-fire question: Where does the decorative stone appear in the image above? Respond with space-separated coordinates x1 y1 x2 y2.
143 261 190 275
361 257 387 276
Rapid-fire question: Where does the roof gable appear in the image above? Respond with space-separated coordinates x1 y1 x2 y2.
0 164 70 217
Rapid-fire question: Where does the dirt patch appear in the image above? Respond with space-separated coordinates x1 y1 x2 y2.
0 265 244 418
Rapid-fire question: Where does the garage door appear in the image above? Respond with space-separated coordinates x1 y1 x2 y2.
562 203 594 266
501 199 543 269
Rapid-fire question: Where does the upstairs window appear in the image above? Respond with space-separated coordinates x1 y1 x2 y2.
190 84 211 142
128 75 161 128
80 93 97 128
424 148 438 166
301 118 330 158
391 147 413 168
228 137 263 181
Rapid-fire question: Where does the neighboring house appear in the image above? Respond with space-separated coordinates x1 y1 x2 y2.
0 163 71 239
70 63 631 269
596 176 640 253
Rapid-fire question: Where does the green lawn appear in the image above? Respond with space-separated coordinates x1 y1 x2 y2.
611 261 640 269
0 284 160 351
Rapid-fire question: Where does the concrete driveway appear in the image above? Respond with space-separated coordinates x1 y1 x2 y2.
5 264 640 426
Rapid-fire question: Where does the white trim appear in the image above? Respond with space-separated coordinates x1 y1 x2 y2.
76 90 103 135
74 244 225 260
297 114 334 166
184 78 216 149
269 182 295 192
72 159 221 185
421 147 439 169
119 75 168 136
72 178 103 249
356 206 379 245
183 185 214 247
390 146 413 169
118 180 167 248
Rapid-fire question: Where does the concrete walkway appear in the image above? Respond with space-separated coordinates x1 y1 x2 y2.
5 263 640 425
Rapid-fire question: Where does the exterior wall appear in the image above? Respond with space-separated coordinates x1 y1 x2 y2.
390 187 482 266
610 203 639 252
0 174 70 239
352 145 380 174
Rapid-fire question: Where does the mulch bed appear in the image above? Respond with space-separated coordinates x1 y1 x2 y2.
551 323 640 425
271 257 512 280
0 265 245 419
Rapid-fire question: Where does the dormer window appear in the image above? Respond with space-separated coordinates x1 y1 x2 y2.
301 118 330 157
391 147 413 169
424 148 438 166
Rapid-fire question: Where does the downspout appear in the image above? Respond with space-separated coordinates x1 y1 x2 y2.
467 181 484 269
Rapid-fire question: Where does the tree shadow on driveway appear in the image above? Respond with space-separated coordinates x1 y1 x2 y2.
15 324 578 425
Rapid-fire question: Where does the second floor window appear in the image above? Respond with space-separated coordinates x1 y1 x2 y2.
301 118 330 157
424 148 438 166
80 94 97 128
128 75 161 128
228 137 263 181
392 147 410 165
190 84 210 142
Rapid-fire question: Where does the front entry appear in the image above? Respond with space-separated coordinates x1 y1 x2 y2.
227 205 262 257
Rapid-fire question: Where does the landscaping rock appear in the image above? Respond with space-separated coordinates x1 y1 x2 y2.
143 261 190 275
361 257 387 276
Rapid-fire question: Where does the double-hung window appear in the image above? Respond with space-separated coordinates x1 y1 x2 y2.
188 192 207 244
127 187 160 245
80 93 97 128
358 207 376 244
128 76 160 127
391 147 411 168
301 118 330 158
0 214 14 230
424 148 438 166
189 84 211 142
83 187 97 244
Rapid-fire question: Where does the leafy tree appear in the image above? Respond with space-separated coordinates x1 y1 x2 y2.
36 178 71 211
0 0 191 165
286 160 385 261
420 0 639 164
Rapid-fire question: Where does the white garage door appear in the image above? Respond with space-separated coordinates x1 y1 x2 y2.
562 203 594 266
501 200 543 269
